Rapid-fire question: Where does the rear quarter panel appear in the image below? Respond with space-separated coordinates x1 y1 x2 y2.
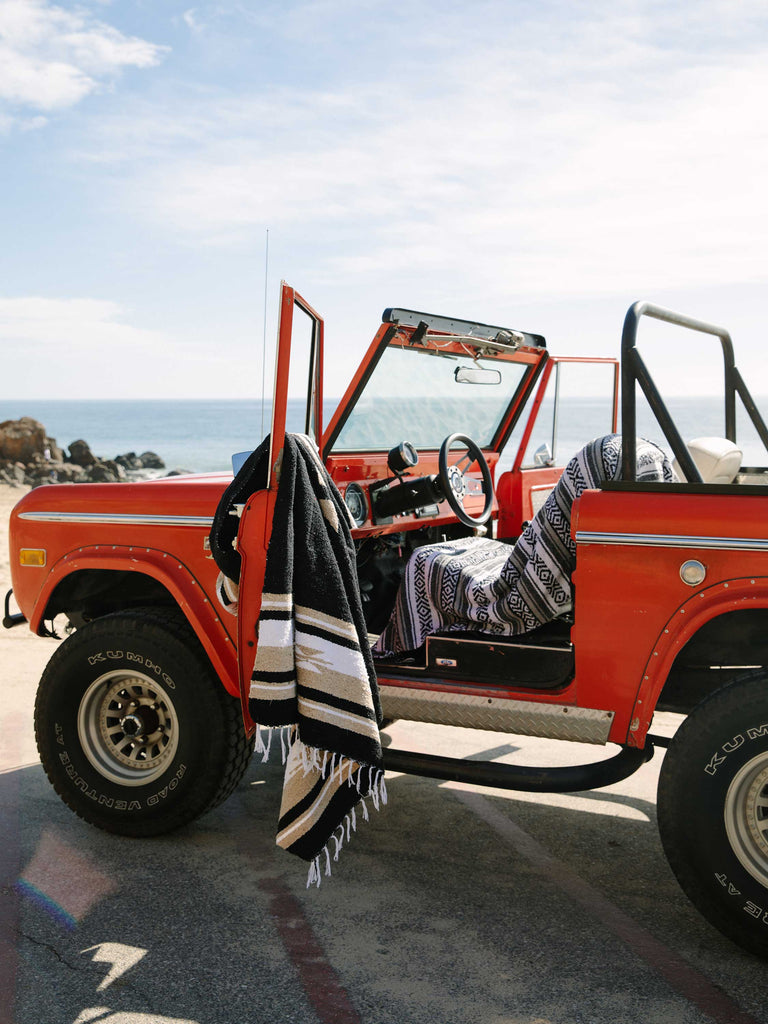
571 488 768 745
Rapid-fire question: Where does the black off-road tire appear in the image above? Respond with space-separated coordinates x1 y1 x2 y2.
34 608 253 837
657 671 768 958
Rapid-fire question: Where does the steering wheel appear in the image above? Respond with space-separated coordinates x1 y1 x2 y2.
438 433 494 528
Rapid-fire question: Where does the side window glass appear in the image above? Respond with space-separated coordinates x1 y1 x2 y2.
504 361 617 469
551 362 617 465
518 389 556 468
268 286 323 488
286 305 319 440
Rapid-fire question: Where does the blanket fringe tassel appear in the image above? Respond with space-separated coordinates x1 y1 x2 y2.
253 724 386 889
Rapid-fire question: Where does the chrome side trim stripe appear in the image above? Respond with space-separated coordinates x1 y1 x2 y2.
19 512 214 528
576 530 768 552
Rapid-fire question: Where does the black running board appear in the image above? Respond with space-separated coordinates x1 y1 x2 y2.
382 742 654 793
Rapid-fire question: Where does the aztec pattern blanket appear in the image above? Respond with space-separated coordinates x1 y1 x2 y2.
211 434 384 884
374 435 675 656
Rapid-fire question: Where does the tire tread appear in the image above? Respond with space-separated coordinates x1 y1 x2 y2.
657 670 768 959
34 607 253 838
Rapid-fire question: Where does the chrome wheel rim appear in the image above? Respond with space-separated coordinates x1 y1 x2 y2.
77 671 179 787
724 751 768 888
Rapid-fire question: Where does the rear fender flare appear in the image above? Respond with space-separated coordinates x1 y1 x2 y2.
627 575 768 746
34 545 238 696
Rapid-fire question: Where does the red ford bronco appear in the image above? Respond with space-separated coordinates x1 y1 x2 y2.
6 284 768 957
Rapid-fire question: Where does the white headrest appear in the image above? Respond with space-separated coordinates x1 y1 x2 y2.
673 436 743 484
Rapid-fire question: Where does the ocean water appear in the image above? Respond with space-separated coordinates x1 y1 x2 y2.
0 399 312 473
1 395 766 474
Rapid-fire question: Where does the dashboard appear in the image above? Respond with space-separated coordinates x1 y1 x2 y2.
334 440 488 534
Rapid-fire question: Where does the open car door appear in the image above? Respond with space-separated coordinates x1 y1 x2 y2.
234 282 324 731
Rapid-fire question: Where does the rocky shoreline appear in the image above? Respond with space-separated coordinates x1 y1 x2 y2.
0 416 170 488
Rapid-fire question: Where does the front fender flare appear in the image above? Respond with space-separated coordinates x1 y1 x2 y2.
34 545 238 696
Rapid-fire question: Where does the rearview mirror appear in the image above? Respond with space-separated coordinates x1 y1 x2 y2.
454 365 502 385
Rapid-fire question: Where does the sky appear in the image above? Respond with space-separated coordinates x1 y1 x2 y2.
1 0 767 402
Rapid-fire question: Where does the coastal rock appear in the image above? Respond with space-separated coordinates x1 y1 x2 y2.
24 463 52 482
115 451 142 471
45 437 65 463
139 451 165 470
86 460 126 484
99 459 126 481
55 463 86 483
0 417 173 488
68 439 96 467
0 417 46 462
27 462 88 488
0 462 26 486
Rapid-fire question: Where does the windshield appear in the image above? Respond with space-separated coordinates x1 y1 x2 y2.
331 342 531 451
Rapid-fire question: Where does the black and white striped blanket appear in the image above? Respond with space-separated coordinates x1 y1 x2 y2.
211 434 384 884
373 435 674 656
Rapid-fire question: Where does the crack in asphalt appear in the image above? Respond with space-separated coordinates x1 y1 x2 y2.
18 931 158 1018
19 930 85 972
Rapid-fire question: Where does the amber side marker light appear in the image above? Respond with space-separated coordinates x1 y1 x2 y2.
20 549 46 567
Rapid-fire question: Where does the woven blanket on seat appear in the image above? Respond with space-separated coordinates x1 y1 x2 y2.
374 435 674 656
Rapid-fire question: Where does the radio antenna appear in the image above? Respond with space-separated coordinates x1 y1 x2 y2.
260 228 269 437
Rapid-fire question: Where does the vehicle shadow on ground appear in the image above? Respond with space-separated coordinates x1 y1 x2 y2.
4 755 768 1024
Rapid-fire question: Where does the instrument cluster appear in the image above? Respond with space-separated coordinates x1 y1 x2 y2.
341 440 442 528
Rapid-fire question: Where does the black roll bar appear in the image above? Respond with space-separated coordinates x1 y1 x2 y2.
621 301 768 481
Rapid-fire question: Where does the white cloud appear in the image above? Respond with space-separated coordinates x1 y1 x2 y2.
110 32 768 302
0 0 166 116
182 8 204 34
0 46 94 108
0 295 165 348
0 296 256 399
5 0 766 401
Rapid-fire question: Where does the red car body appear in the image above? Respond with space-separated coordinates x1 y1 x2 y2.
7 284 768 957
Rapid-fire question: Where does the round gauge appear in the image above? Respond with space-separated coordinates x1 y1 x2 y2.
343 482 368 527
387 441 419 474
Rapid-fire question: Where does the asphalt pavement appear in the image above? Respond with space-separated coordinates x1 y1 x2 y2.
2 635 767 1024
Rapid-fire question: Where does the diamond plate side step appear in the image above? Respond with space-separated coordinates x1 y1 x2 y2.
379 685 613 745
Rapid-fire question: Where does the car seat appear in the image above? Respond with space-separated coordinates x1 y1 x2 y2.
672 437 742 484
373 434 675 657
